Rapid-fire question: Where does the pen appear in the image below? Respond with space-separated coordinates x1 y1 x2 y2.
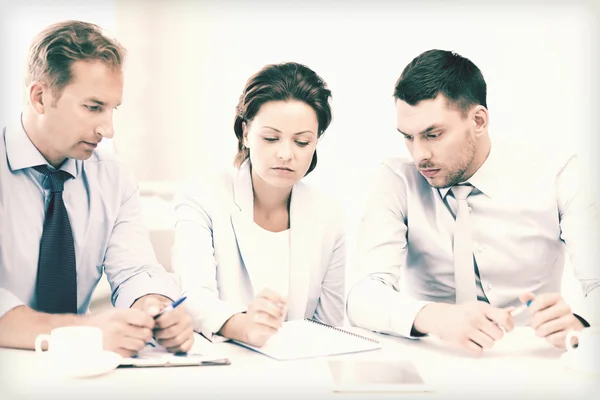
510 299 532 317
154 296 187 319
145 296 188 348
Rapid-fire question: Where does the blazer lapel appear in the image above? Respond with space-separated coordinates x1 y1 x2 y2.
230 161 260 294
286 182 316 320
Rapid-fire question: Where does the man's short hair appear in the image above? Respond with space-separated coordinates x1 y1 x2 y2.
394 49 487 115
26 20 125 102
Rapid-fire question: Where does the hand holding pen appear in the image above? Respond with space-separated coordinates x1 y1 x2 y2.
146 295 195 354
510 299 532 317
154 296 188 318
412 300 515 356
517 292 585 349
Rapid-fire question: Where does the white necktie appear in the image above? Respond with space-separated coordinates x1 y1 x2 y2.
451 185 477 304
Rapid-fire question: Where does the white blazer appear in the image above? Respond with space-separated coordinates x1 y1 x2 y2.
172 161 346 340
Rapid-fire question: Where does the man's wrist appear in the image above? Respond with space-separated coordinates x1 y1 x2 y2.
131 293 172 309
412 303 445 336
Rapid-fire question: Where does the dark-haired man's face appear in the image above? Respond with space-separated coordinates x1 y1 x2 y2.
396 94 478 188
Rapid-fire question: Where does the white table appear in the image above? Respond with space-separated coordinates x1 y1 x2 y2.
1 327 598 400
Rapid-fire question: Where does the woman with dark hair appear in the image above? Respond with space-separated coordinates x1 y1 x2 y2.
172 62 345 347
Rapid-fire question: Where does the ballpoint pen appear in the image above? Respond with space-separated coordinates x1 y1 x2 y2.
154 296 187 319
510 299 532 317
146 296 188 348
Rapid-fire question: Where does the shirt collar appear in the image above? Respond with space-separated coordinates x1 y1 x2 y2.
439 142 499 199
5 114 79 177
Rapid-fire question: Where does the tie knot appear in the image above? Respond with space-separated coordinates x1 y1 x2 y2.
33 165 73 192
451 185 473 200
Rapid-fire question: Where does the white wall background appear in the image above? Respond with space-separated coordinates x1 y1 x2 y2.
2 0 598 197
108 0 600 219
1 0 598 307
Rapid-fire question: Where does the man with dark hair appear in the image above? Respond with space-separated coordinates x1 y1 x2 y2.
347 49 599 355
0 20 194 356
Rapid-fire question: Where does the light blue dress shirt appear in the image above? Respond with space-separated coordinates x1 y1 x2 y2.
347 139 600 338
0 118 180 318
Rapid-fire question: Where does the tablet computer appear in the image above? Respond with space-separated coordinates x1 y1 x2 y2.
328 360 432 393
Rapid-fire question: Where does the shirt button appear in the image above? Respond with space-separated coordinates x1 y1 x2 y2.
477 245 484 252
487 283 493 290
467 206 472 212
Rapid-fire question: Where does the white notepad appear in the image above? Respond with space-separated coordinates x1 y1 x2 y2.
232 319 382 361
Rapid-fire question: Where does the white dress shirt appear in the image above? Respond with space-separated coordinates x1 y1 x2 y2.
347 139 600 338
0 118 180 317
250 223 290 298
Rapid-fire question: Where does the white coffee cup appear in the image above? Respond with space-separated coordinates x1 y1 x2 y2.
565 327 600 373
35 326 104 361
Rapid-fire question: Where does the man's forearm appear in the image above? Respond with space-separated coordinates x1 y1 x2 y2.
412 303 448 335
347 278 433 338
0 306 82 350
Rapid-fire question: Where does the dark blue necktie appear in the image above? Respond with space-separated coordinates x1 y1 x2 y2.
33 165 77 314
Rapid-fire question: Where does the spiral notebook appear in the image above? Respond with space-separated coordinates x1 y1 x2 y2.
231 319 382 361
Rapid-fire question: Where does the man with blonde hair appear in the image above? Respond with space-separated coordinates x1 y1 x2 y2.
0 20 194 356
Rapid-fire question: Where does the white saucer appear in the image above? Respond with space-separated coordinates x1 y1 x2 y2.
561 351 600 376
41 351 122 379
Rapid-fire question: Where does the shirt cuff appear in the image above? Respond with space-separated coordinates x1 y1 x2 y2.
0 288 26 319
113 271 181 309
189 298 247 342
199 307 247 341
390 297 434 339
347 278 434 339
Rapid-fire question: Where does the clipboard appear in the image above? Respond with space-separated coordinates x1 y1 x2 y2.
119 343 230 368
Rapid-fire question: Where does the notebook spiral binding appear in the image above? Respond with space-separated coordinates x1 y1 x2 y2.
304 318 380 343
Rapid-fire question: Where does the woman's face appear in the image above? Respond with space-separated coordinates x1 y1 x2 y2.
244 100 319 188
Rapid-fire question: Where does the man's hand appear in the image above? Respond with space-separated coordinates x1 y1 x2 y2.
84 308 154 357
220 288 287 347
413 301 515 356
132 294 194 353
519 292 584 349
